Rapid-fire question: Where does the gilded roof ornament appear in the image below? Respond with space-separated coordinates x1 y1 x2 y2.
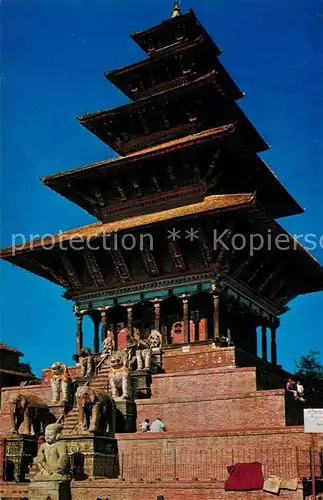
172 1 181 18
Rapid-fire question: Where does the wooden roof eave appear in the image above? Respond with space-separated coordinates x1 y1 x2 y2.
130 10 221 56
0 194 256 257
41 125 236 184
77 70 222 123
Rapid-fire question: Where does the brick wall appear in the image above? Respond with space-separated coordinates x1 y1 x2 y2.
150 366 257 399
116 427 323 480
136 390 286 432
0 480 303 500
163 345 237 372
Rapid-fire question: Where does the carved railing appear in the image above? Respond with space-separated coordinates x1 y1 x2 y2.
118 447 321 482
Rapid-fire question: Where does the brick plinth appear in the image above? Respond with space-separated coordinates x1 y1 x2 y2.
162 344 238 372
116 427 323 480
0 480 303 500
151 366 257 399
65 480 305 500
136 389 286 431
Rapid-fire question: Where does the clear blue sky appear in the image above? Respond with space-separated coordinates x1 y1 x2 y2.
1 0 322 376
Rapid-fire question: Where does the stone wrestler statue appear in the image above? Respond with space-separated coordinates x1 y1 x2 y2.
34 423 70 481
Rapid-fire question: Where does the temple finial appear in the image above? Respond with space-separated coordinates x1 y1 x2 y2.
172 1 181 18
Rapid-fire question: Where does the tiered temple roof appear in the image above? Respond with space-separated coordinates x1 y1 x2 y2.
0 7 322 329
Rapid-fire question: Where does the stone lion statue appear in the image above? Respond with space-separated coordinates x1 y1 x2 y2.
49 362 72 404
108 351 132 400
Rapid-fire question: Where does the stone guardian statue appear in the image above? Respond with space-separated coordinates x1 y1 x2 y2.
33 423 70 481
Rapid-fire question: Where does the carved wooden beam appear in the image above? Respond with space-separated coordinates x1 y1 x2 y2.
140 241 159 277
90 187 105 207
60 254 82 288
38 263 70 289
198 227 213 267
132 179 143 197
205 148 222 179
151 175 162 193
82 248 106 287
167 165 176 182
137 108 150 135
247 252 272 285
108 248 131 282
168 240 186 271
214 223 235 272
258 262 284 295
115 181 127 201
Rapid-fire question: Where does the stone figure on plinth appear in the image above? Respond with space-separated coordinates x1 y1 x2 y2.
33 423 70 481
100 331 115 365
148 329 163 373
49 362 72 404
124 332 137 368
79 347 95 378
108 350 132 400
133 328 151 372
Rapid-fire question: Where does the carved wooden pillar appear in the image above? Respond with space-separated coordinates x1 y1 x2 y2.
270 326 277 365
101 310 108 345
261 326 268 362
127 306 133 336
76 313 83 355
154 301 161 332
182 297 189 343
93 314 100 354
213 293 220 340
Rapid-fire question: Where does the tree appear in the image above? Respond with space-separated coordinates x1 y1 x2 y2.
294 349 323 398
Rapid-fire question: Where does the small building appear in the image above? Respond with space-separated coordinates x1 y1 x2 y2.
0 344 36 389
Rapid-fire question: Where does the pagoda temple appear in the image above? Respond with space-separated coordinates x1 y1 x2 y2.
0 8 321 361
0 5 322 500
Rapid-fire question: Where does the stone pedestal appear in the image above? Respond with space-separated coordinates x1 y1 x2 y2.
131 371 151 398
115 400 137 433
4 434 38 481
62 435 118 479
29 479 71 500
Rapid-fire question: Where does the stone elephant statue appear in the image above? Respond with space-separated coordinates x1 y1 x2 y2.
108 351 132 400
10 394 52 436
75 387 116 436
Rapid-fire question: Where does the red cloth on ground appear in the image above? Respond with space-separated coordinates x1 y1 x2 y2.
225 462 264 491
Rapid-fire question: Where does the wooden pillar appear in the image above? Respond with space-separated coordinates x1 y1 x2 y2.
182 297 189 343
270 326 277 365
261 326 268 361
154 301 161 332
101 310 107 345
76 313 83 355
127 306 133 336
213 293 220 340
93 314 100 354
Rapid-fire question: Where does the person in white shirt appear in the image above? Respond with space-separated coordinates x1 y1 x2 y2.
149 418 165 432
296 381 305 402
139 419 150 432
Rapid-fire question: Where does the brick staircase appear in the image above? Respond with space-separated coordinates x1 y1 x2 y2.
61 364 111 435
